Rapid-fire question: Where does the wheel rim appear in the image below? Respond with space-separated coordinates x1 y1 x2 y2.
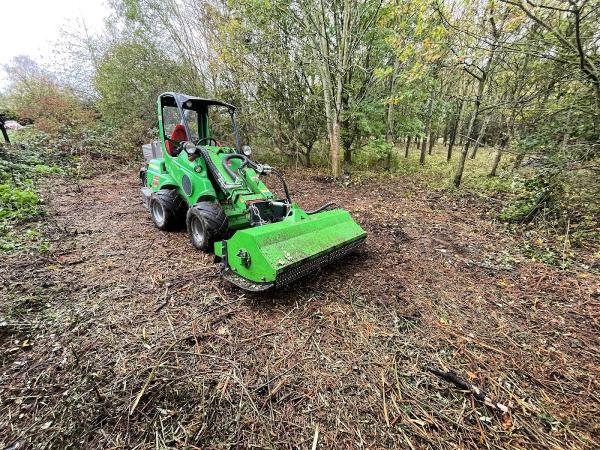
151 200 165 225
190 216 205 245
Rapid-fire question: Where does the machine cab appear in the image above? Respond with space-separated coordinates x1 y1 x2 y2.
157 92 241 157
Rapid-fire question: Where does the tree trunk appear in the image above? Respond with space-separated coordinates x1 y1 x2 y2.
455 42 495 187
341 99 355 176
343 144 352 173
469 115 490 159
454 90 483 187
490 126 510 177
304 143 313 168
385 58 400 172
405 135 411 157
428 133 436 155
331 120 341 178
384 151 391 171
310 1 348 180
502 53 531 173
420 92 434 164
489 148 503 176
490 123 512 177
447 99 464 161
420 136 427 164
319 67 337 176
454 110 477 187
0 121 9 144
442 122 448 146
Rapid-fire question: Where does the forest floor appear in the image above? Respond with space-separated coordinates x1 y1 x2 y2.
1 164 599 449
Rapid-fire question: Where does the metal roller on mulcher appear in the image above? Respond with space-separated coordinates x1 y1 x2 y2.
140 92 366 291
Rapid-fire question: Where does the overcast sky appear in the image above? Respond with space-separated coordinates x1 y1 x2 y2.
0 0 110 90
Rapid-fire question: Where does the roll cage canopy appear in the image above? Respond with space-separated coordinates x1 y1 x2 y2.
158 92 241 152
159 92 236 111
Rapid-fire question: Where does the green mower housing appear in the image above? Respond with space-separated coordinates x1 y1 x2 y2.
140 92 366 291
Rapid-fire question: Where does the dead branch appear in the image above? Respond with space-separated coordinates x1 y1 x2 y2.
428 368 510 415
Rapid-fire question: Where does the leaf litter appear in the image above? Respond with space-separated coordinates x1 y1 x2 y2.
1 167 598 448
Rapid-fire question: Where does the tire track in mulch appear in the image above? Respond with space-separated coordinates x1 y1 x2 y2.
1 168 599 449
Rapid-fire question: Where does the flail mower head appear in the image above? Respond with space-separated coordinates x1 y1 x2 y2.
140 92 366 291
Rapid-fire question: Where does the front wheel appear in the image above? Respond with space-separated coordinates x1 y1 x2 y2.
186 201 228 252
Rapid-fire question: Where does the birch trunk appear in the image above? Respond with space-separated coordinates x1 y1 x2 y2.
454 45 495 187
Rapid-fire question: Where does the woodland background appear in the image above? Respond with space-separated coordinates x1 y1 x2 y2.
1 0 599 261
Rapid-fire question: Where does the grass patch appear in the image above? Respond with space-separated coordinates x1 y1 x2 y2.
401 146 516 194
349 143 517 194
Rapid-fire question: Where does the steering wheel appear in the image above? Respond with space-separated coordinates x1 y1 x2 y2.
197 137 218 147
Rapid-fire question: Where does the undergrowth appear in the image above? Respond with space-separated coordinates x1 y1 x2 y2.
280 143 599 269
0 121 129 253
0 128 75 252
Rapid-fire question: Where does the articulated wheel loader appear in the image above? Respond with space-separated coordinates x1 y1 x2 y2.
140 92 366 291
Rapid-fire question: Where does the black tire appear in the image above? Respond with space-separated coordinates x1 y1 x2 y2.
186 201 228 252
140 166 148 187
149 189 186 230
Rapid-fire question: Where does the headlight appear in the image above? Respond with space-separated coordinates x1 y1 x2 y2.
242 145 252 156
184 141 197 153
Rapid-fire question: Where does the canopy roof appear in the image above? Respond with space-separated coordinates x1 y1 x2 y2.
159 92 235 110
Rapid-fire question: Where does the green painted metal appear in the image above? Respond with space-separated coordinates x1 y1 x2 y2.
214 205 366 284
144 92 367 289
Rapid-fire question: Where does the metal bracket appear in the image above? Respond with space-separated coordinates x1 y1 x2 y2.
236 249 251 268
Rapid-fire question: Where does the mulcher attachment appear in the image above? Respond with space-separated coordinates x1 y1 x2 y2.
215 205 367 291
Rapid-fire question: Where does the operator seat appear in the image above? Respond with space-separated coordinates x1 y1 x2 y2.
165 124 188 156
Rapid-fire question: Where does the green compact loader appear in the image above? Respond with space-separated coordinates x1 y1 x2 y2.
140 92 366 291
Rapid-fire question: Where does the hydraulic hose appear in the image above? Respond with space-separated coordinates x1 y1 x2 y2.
222 153 292 204
270 168 292 204
305 202 338 215
222 153 248 181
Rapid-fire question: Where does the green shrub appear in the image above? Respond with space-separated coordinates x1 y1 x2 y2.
499 174 551 223
0 184 41 221
7 78 94 139
33 164 62 174
0 130 66 253
353 137 396 170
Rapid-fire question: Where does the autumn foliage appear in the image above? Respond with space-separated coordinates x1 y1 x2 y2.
9 77 93 138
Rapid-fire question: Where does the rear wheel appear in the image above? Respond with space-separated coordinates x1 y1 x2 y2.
186 201 228 252
139 166 148 186
149 189 185 230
